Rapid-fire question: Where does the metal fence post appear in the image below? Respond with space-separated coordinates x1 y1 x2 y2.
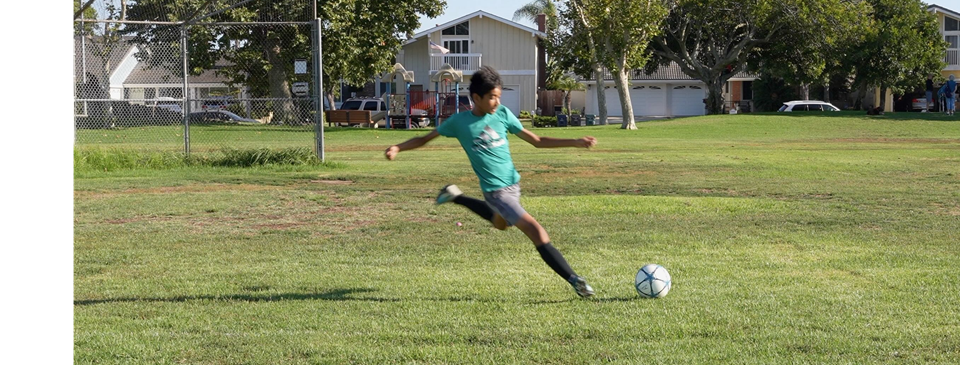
180 25 190 157
312 18 324 162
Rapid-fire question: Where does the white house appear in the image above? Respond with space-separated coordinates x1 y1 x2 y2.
581 64 757 118
74 35 244 111
395 11 547 116
928 4 960 78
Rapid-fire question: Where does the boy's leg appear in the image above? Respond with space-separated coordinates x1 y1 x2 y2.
436 184 497 223
514 214 594 298
464 183 595 297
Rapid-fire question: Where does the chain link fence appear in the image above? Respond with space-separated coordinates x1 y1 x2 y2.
74 0 322 156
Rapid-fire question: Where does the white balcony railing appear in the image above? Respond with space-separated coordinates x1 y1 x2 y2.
430 53 482 72
946 49 960 66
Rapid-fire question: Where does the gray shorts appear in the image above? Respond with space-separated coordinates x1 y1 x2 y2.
482 184 527 226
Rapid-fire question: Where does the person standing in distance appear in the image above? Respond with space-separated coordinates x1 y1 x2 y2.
384 66 598 298
941 74 957 115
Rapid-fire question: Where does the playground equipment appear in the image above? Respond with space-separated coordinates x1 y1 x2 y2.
430 63 464 125
383 63 416 129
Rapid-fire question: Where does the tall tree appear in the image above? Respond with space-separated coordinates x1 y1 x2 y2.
565 0 667 129
122 0 444 122
648 0 864 115
513 0 558 32
753 2 867 101
74 0 98 34
76 0 128 127
546 70 585 114
549 2 607 125
846 0 944 111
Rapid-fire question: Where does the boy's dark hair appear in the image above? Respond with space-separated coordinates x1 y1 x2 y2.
469 66 502 98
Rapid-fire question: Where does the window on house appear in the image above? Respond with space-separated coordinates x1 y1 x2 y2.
443 40 469 54
947 17 960 31
442 39 471 69
743 81 753 100
125 88 145 105
441 21 469 35
947 35 959 49
200 87 233 98
159 88 182 98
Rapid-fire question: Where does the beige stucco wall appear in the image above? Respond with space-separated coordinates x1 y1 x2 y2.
873 89 896 112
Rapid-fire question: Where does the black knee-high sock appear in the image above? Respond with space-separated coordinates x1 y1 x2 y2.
453 195 494 222
536 243 577 281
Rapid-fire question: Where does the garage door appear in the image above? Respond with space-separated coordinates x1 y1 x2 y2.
630 85 666 116
501 85 520 116
604 87 623 116
603 85 667 117
670 84 706 116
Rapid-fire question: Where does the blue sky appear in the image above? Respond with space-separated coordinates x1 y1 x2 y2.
416 0 538 33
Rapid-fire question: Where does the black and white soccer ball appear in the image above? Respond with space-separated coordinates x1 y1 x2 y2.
635 264 671 298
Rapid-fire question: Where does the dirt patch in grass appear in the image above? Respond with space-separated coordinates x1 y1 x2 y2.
929 202 960 216
695 188 745 196
103 216 174 224
76 183 283 199
311 180 353 185
828 138 960 144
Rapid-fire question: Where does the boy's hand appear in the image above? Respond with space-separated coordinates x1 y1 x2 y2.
579 136 597 148
384 145 400 160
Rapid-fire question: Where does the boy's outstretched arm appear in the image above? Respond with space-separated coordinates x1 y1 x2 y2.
384 130 441 160
516 129 596 149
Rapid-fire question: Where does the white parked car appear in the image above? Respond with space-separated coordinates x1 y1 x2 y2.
155 97 183 114
188 110 258 124
777 100 841 112
201 98 234 112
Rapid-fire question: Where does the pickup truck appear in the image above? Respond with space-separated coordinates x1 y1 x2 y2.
340 97 428 127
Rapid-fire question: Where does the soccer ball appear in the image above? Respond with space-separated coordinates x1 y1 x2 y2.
635 264 671 298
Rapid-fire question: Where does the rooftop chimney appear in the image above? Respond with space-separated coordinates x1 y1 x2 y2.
537 14 546 32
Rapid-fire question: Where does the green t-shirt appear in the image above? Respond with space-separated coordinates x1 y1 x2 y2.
436 105 524 192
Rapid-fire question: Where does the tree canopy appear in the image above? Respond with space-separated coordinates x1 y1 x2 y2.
551 0 667 129
844 0 944 110
120 0 444 121
513 0 558 32
648 0 869 114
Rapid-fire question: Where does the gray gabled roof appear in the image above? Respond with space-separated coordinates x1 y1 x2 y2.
124 59 233 85
74 35 233 86
74 35 136 84
406 10 546 44
928 4 960 20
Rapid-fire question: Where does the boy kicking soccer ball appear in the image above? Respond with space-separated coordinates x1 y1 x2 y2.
384 66 597 298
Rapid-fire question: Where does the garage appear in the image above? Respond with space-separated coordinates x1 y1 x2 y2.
670 84 706 116
583 63 748 117
501 85 520 116
588 83 711 117
601 84 668 117
630 85 666 116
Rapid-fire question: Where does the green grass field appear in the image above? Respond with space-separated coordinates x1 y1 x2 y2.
74 112 960 364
